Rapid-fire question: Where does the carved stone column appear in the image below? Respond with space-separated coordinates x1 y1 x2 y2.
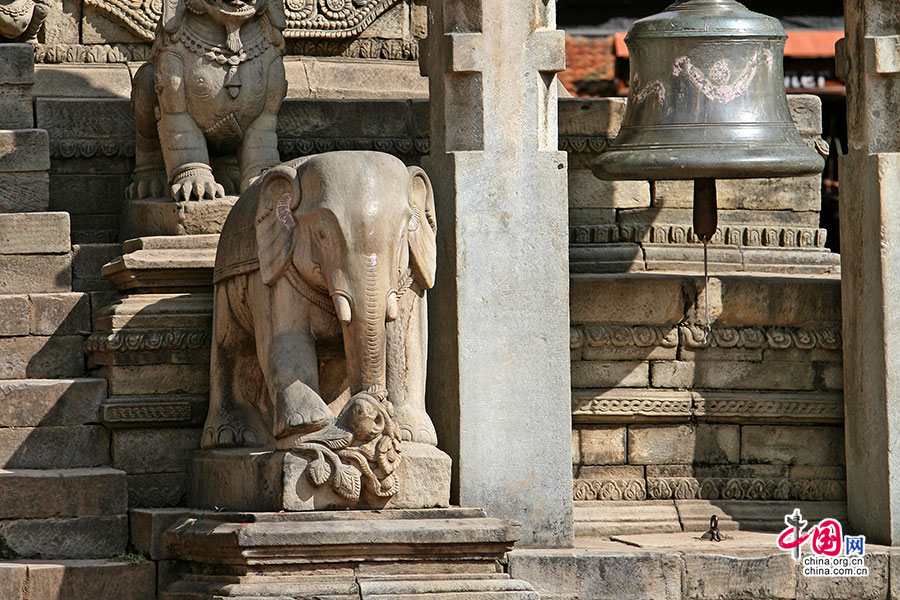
420 0 574 546
838 0 900 544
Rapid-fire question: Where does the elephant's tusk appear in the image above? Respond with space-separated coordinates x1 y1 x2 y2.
333 294 352 325
386 292 399 322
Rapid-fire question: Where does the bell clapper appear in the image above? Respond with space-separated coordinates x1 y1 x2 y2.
693 179 717 342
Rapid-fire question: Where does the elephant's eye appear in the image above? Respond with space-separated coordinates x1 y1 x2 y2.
318 230 329 244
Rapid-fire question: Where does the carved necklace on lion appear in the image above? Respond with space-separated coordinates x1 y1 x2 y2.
174 18 271 66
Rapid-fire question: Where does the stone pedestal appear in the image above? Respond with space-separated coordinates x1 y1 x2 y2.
121 196 237 240
420 0 574 547
189 443 451 512
838 0 900 544
158 508 538 599
100 234 218 291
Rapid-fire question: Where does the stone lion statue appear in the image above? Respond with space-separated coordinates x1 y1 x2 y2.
128 0 287 201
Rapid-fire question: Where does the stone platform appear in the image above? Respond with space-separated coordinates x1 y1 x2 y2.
132 507 537 599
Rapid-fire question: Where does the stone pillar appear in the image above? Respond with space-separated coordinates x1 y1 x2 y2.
420 0 573 547
838 0 900 544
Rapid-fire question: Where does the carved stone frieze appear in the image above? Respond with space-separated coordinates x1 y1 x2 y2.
572 389 692 422
278 136 428 160
571 223 829 248
86 329 212 354
679 323 842 350
574 476 846 502
81 0 400 42
33 42 152 62
571 324 678 350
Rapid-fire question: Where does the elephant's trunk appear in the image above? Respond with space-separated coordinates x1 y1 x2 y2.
342 253 388 395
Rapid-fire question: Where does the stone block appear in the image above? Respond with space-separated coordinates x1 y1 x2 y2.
121 197 237 239
713 276 841 327
29 292 90 335
0 378 105 426
303 59 428 100
508 549 682 600
628 425 697 465
33 64 133 99
72 244 121 280
682 553 797 599
0 467 126 519
569 244 645 274
743 248 841 274
49 174 129 215
820 362 844 390
579 426 626 465
652 176 821 211
571 360 649 388
568 207 616 226
741 426 844 466
619 207 822 228
0 336 84 379
0 296 28 336
559 97 624 137
0 130 50 172
569 169 650 209
0 87 33 129
0 515 127 559
112 428 201 474
101 395 207 428
570 275 684 324
692 390 843 425
126 472 187 508
131 508 193 560
643 244 744 273
25 559 156 600
571 429 580 464
0 172 49 212
411 0 427 38
0 45 34 85
0 562 26 599
574 500 681 537
798 551 888 599
191 443 451 511
0 213 69 255
0 254 71 294
99 363 210 396
0 426 109 469
650 360 817 391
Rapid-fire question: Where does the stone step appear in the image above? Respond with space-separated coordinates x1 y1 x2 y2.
72 243 120 292
0 253 72 294
0 336 85 379
0 293 91 337
0 212 69 255
0 515 127 559
0 467 126 519
0 425 109 469
0 558 155 599
0 378 106 427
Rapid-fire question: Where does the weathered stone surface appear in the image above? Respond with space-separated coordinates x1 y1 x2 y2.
80 4 144 42
29 293 90 335
0 468 126 519
0 45 34 85
126 472 187 508
820 362 844 390
0 296 28 336
568 207 617 226
0 378 105 426
121 197 238 239
25 559 155 600
710 276 841 327
508 549 682 600
0 426 109 469
112 428 201 474
101 396 207 428
0 130 49 172
628 425 697 465
304 59 428 99
0 172 49 212
571 360 649 388
569 169 649 209
0 336 84 378
0 562 26 599
579 426 626 465
0 515 127 559
619 207 822 228
0 212 68 255
651 176 821 211
676 499 847 532
650 360 817 391
358 2 407 38
572 388 693 423
742 248 841 274
571 429 580 464
741 426 844 466
0 254 71 294
569 244 644 273
49 174 129 217
682 553 797 599
72 244 120 281
643 244 743 272
99 364 210 395
131 508 192 560
38 0 81 44
571 275 684 324
574 500 681 537
0 86 32 130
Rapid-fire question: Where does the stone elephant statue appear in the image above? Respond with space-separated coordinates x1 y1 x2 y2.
203 151 439 457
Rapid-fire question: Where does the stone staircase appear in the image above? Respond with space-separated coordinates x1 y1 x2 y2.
0 43 153 600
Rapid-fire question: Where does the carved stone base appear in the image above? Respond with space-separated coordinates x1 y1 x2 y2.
121 196 238 240
101 235 218 291
189 442 451 511
159 508 537 599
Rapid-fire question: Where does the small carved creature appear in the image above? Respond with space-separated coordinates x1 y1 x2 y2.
0 0 48 41
128 0 287 201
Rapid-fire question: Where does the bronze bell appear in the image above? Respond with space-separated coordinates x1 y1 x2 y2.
593 0 824 240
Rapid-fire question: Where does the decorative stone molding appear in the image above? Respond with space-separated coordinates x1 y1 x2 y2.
128 483 185 507
571 224 829 248
85 329 212 354
82 0 401 42
50 140 135 159
571 324 678 351
33 43 152 63
574 476 845 502
679 323 842 351
573 389 843 425
559 135 613 154
278 136 428 159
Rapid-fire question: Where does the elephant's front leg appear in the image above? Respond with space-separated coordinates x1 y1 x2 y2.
238 57 286 192
250 277 333 439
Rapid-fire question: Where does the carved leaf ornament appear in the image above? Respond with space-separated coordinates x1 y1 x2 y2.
83 0 400 41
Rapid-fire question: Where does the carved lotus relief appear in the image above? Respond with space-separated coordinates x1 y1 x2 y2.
83 0 400 41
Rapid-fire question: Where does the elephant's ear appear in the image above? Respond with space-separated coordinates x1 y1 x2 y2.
256 165 300 285
407 166 437 290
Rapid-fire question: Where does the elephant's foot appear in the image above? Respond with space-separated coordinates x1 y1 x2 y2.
274 380 334 438
392 404 438 446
